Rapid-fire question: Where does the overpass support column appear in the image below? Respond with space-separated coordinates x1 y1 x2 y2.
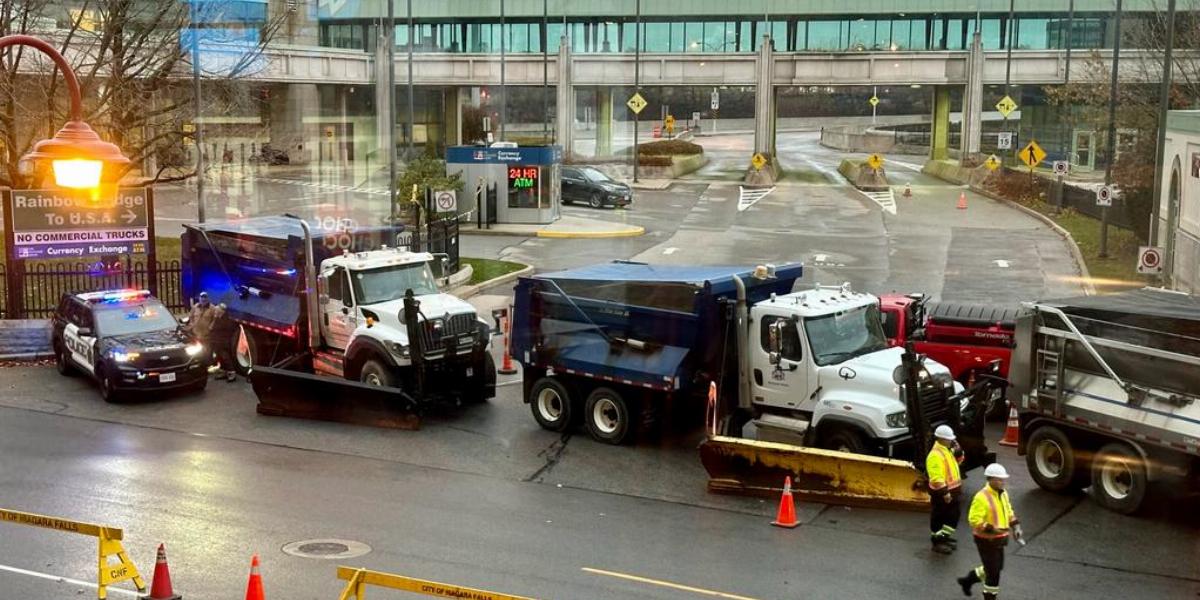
374 22 395 163
596 88 613 156
930 87 951 161
959 31 984 163
444 87 462 147
753 34 776 157
555 35 574 159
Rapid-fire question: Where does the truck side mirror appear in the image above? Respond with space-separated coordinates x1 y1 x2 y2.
767 321 784 364
768 351 781 366
318 293 330 306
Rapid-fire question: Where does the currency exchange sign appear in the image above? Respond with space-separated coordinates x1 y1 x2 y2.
6 188 151 259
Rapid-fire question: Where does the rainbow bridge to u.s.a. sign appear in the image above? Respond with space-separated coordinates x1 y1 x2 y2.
3 188 151 259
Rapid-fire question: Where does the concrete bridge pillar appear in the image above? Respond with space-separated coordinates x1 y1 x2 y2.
555 35 574 159
596 87 613 156
930 87 951 161
959 31 984 163
374 22 395 163
753 34 776 157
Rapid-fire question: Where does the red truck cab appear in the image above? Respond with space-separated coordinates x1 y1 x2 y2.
879 294 1016 418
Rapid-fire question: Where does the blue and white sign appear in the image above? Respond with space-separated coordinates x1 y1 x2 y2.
446 145 563 166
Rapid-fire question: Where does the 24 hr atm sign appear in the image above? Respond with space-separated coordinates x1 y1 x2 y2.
6 188 151 259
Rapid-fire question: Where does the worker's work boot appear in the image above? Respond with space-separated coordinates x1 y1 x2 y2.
957 572 976 597
982 594 997 600
931 541 953 555
946 537 958 548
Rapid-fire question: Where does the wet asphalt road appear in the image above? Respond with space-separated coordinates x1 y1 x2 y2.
1 133 1195 598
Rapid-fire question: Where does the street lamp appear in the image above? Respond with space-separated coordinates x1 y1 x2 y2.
1 35 130 191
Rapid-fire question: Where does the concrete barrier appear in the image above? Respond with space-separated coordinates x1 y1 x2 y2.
0 319 52 360
837 159 889 191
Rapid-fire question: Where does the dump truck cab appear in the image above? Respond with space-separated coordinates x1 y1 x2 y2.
749 285 961 457
316 248 483 378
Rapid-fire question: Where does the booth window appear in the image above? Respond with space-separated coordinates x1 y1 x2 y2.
507 165 541 209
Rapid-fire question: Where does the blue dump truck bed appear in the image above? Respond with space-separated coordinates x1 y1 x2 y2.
512 262 803 393
181 216 405 335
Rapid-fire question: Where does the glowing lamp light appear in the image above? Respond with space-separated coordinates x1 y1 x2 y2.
52 159 104 189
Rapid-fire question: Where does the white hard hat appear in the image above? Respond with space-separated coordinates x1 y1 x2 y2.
934 425 956 441
984 463 1010 479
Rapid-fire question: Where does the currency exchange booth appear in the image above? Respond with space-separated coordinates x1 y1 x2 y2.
445 144 562 225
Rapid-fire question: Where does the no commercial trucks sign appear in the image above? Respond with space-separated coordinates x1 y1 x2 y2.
5 188 151 259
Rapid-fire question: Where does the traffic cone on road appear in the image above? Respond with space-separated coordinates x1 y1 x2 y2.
244 555 265 600
957 191 968 210
903 183 912 198
999 405 1020 447
771 476 800 529
498 312 518 375
145 543 181 600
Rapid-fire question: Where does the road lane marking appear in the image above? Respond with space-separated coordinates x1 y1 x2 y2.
0 564 143 597
814 253 828 263
663 247 679 255
994 259 1011 268
737 186 776 212
860 189 897 215
582 567 762 600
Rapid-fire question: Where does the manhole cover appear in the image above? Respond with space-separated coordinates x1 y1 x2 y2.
281 539 371 560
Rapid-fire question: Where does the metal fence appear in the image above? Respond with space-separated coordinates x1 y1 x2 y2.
1 260 185 320
401 218 461 276
1001 167 1137 231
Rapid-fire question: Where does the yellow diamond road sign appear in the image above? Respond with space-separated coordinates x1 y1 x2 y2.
984 154 1002 171
1018 140 1046 169
869 96 879 107
751 153 767 171
996 95 1018 118
626 92 647 114
866 154 883 170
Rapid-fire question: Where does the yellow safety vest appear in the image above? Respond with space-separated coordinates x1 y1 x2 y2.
969 486 1016 539
925 443 962 492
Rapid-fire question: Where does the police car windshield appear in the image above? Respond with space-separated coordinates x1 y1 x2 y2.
95 302 178 337
352 262 439 305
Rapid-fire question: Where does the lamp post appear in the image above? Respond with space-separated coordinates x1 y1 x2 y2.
1 35 130 190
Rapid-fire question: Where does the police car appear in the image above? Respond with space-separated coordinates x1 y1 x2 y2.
51 289 209 401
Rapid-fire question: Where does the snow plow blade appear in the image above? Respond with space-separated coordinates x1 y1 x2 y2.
699 436 929 511
250 365 422 430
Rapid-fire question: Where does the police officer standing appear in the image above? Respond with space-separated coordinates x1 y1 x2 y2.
926 424 964 554
958 463 1022 600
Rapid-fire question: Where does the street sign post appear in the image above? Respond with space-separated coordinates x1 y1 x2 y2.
710 89 719 110
866 154 883 171
434 190 457 214
995 96 1019 118
1096 185 1113 207
1018 140 1046 170
626 92 647 114
751 153 767 171
868 96 879 107
1053 161 1069 175
997 132 1013 150
1137 246 1163 275
6 188 151 259
664 114 675 135
984 155 1002 171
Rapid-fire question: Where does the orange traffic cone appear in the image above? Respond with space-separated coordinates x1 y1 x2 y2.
903 183 912 198
146 543 181 600
244 555 264 600
957 191 968 210
771 476 800 529
999 404 1019 447
498 311 518 375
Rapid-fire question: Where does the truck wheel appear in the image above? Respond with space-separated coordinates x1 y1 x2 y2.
1091 443 1147 515
359 359 396 388
233 325 258 376
821 426 869 455
584 387 634 445
1026 426 1088 493
529 377 574 432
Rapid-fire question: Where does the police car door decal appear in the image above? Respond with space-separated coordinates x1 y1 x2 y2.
63 323 95 374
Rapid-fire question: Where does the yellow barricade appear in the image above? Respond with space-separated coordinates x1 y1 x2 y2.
0 508 145 599
337 566 537 600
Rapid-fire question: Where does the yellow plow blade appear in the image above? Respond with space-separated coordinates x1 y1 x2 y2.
699 436 929 511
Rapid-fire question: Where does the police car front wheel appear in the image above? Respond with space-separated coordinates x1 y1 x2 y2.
98 368 122 403
55 344 75 377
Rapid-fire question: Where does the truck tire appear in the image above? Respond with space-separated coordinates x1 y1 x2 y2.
820 426 869 455
584 387 634 445
232 325 258 376
1026 426 1088 493
359 359 397 388
529 377 574 432
1091 442 1147 515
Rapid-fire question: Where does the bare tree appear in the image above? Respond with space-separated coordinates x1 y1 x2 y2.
0 0 287 188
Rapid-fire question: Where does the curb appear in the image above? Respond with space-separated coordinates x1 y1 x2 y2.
966 185 1097 297
536 226 644 239
453 263 535 300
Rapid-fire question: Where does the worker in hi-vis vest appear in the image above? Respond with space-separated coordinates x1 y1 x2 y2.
925 424 964 554
958 463 1024 600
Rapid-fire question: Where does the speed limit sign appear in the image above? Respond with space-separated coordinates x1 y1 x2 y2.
434 190 457 213
1137 246 1163 275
